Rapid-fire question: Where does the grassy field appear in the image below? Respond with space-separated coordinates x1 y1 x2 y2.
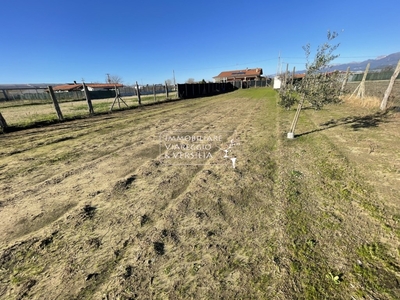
0 88 399 299
0 92 177 129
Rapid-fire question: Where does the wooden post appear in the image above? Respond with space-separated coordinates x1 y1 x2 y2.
288 77 310 138
281 64 288 89
165 81 169 99
291 66 296 87
48 86 63 120
0 112 8 132
340 67 350 95
82 82 94 115
136 81 141 105
288 94 305 138
115 86 120 108
1 90 9 101
110 85 128 111
284 63 289 88
380 59 400 110
349 63 370 99
356 63 370 99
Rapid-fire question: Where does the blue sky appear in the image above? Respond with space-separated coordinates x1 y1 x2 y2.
1 0 399 85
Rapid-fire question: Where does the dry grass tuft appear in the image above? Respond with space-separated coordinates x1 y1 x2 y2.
341 95 381 108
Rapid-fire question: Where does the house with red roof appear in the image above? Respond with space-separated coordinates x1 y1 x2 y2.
213 68 263 83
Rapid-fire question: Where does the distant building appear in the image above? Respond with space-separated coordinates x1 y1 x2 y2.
213 68 263 82
0 83 57 101
52 83 123 92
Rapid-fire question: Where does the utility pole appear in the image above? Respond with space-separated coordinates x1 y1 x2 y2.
173 70 176 86
276 51 281 75
106 73 111 83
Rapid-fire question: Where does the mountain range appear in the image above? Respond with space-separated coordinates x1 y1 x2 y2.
327 52 400 72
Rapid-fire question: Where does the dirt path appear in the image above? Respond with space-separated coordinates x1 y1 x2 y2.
1 89 399 299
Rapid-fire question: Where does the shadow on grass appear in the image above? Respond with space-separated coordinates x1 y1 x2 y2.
296 106 399 137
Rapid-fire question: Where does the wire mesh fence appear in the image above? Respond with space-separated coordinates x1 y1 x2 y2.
0 80 270 130
349 71 400 82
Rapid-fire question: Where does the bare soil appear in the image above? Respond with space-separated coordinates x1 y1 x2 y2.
0 89 399 299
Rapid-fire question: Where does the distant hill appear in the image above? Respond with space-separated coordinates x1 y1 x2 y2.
270 52 400 76
327 52 400 72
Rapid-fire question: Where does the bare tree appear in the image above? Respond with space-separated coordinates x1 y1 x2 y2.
186 78 195 84
106 74 123 84
165 79 173 86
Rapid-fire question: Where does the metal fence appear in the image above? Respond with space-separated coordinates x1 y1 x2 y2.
349 71 400 82
1 80 269 103
0 85 177 103
230 80 269 89
0 89 85 102
177 82 235 99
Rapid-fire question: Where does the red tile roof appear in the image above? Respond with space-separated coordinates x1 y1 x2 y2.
293 74 306 79
52 83 123 91
214 68 263 79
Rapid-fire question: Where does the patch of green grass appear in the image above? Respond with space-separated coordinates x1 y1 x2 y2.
234 87 277 100
16 113 60 127
326 272 342 284
68 104 89 111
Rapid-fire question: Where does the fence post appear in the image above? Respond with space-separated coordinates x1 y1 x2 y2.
82 82 94 115
2 90 9 101
48 86 64 121
380 59 400 110
165 81 169 99
283 63 289 89
287 94 306 139
136 81 141 105
357 63 370 99
0 112 8 132
349 63 369 99
185 84 188 98
291 66 296 87
153 84 157 102
340 67 350 95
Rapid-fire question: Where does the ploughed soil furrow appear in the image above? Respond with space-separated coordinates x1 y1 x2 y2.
83 94 279 299
0 95 226 154
0 91 279 299
0 97 228 184
2 89 399 299
0 93 254 246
